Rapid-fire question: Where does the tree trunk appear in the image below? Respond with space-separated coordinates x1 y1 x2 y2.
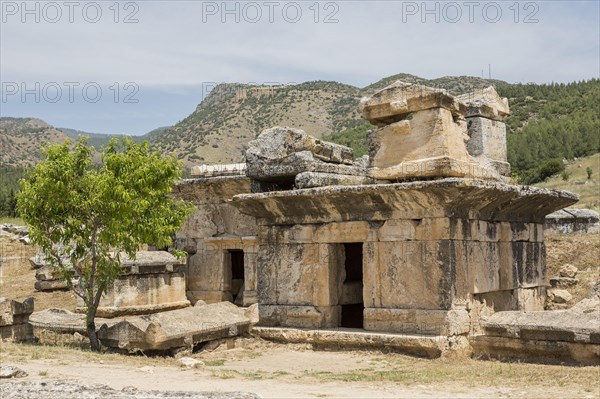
87 315 101 352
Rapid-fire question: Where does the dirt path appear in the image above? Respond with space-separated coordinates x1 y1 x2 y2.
2 340 599 399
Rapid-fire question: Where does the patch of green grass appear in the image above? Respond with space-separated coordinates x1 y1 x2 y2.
204 359 226 367
38 370 48 376
0 217 24 225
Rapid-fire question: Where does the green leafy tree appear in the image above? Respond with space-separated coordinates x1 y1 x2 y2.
17 138 194 351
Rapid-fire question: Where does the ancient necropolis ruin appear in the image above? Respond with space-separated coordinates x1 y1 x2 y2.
169 81 593 358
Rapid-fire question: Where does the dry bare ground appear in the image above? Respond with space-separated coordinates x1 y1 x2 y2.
1 339 599 399
1 232 599 398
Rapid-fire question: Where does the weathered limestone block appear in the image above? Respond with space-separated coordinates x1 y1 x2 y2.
172 177 259 305
545 208 600 234
465 117 511 176
248 150 366 183
29 252 72 291
97 302 251 351
361 81 507 181
245 127 362 184
258 304 340 328
191 163 246 178
34 280 69 291
559 264 578 278
457 86 510 121
295 172 380 189
0 297 34 342
368 108 469 167
253 326 447 358
35 265 61 281
473 309 600 365
364 308 470 336
360 81 466 125
455 87 511 176
550 277 578 288
76 251 190 317
247 126 353 166
366 108 503 181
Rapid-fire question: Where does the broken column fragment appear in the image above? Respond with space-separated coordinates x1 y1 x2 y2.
360 81 503 181
457 87 511 176
0 297 34 342
97 301 250 352
245 126 368 190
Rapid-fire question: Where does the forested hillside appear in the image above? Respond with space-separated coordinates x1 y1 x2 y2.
1 75 598 217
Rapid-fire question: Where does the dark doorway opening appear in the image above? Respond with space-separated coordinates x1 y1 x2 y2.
229 249 245 304
341 243 364 328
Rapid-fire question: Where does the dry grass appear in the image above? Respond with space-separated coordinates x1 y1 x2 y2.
535 153 600 212
200 348 600 394
0 341 177 368
0 236 78 311
546 232 600 304
299 356 600 391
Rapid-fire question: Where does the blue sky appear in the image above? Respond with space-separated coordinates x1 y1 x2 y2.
1 0 599 135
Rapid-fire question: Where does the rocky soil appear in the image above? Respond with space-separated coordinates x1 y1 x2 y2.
0 380 260 399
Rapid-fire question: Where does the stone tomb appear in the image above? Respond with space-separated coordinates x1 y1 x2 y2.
76 251 190 317
232 179 576 335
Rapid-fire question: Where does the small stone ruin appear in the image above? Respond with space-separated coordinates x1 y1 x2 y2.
0 297 34 342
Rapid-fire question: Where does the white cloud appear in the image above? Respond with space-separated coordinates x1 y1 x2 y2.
1 0 598 133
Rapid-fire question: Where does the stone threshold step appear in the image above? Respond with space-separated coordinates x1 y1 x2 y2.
251 326 449 358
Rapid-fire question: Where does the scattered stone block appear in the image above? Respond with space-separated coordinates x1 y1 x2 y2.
473 309 600 365
550 277 578 288
245 127 358 185
0 297 34 342
97 301 251 352
178 357 204 368
0 365 28 379
34 280 69 291
548 289 573 304
29 252 72 291
559 264 578 278
28 308 122 344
